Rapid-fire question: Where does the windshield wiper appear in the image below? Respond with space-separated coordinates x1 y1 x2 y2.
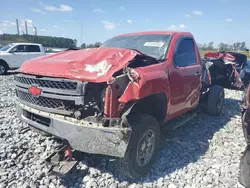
155 58 167 62
126 48 167 63
126 48 148 57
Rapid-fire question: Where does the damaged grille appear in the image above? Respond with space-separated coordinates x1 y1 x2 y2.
14 76 77 90
16 90 75 112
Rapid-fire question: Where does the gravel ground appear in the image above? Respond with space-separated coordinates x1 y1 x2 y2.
0 73 247 188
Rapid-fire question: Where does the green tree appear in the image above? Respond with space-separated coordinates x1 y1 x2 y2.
81 43 87 49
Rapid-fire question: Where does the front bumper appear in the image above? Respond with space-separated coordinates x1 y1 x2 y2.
16 101 131 158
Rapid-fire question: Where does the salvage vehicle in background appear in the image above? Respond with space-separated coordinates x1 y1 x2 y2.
0 43 46 75
14 31 241 179
203 51 244 90
203 51 249 89
240 60 250 88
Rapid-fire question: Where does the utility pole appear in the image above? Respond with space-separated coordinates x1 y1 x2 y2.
80 18 82 46
25 20 28 35
32 23 37 36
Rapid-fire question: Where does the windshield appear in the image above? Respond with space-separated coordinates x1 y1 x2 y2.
0 44 15 51
100 34 172 59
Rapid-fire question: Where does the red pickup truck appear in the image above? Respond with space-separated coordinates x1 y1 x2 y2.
14 31 240 179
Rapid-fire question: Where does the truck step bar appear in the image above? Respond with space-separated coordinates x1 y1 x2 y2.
163 111 197 131
45 144 77 177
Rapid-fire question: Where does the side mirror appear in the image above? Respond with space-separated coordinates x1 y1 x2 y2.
9 49 17 53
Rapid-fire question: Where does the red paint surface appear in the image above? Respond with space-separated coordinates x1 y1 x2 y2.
20 48 138 83
119 32 202 121
20 31 203 123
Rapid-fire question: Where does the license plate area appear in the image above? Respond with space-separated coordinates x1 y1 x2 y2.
23 109 51 127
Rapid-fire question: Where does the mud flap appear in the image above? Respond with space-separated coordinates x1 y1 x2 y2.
45 145 77 177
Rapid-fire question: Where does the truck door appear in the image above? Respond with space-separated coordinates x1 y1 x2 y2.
9 45 28 68
169 37 202 115
26 45 43 59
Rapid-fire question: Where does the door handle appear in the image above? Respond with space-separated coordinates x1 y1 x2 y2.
195 72 201 76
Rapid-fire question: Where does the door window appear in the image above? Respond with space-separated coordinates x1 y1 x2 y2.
27 45 41 52
11 45 27 53
174 38 197 67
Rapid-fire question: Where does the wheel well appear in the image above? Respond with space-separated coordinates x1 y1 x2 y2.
127 93 167 124
0 59 9 69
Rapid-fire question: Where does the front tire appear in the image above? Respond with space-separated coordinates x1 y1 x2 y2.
207 85 225 116
117 114 160 179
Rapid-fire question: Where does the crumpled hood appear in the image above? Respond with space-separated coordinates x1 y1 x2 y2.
20 47 138 82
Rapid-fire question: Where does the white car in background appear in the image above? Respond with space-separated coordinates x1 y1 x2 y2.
0 43 46 75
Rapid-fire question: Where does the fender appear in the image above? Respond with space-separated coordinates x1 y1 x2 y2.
119 65 170 103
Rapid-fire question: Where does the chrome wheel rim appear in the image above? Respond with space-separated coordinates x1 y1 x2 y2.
136 129 155 167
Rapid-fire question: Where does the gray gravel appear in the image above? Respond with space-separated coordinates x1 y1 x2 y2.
0 73 247 188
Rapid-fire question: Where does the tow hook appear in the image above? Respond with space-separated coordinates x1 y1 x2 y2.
45 144 77 177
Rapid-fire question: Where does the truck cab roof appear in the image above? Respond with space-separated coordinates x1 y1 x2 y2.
11 43 43 46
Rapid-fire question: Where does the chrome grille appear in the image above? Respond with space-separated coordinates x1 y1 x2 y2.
14 76 77 90
16 90 75 112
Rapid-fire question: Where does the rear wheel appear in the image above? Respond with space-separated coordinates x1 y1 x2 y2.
117 114 160 179
0 62 8 75
207 85 225 115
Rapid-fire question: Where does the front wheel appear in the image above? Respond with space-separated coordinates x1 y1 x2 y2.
0 63 8 75
117 114 161 179
207 85 225 116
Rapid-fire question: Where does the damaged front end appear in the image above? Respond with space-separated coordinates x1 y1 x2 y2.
203 51 243 90
14 70 133 158
14 48 160 158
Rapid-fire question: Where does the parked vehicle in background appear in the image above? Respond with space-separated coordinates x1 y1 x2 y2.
240 60 250 88
15 31 239 179
0 43 46 75
203 51 243 90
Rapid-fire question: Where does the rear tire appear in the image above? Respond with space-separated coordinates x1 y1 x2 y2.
0 61 8 75
117 114 161 179
207 85 225 116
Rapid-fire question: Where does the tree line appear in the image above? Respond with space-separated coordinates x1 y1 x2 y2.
83 41 248 51
80 42 102 48
0 34 247 52
0 34 77 48
199 41 247 51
